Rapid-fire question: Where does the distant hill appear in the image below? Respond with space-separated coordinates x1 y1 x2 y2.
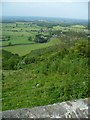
2 16 88 26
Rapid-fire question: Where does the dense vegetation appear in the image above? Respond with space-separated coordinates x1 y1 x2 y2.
2 39 88 111
2 50 21 70
2 20 88 111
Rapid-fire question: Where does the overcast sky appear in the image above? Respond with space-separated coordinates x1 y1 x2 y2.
1 0 89 20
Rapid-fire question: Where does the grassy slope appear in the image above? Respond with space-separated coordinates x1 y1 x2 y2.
3 38 62 56
2 39 88 111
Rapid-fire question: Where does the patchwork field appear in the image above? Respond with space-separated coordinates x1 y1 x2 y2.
1 21 87 55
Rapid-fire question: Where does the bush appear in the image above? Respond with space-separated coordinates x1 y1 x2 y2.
34 34 48 43
2 50 21 70
28 36 32 41
8 41 12 46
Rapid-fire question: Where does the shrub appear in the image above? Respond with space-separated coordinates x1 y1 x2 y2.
34 34 48 43
28 36 32 41
2 50 21 70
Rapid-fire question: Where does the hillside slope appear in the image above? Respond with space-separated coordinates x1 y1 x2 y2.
2 39 88 111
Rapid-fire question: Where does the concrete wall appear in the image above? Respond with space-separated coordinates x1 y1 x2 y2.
2 98 89 119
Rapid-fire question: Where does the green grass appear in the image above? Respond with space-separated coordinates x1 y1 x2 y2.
2 31 37 46
2 22 87 47
2 40 88 111
2 22 42 46
3 38 62 56
2 22 88 111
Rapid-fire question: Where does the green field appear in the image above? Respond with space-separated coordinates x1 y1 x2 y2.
2 20 88 111
3 38 63 56
2 21 87 56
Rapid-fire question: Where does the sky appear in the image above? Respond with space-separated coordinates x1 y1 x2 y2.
1 0 89 20
1 0 89 2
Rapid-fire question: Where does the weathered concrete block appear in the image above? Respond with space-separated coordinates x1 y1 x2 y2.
2 98 89 119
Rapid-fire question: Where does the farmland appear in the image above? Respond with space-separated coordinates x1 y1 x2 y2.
1 17 89 111
1 19 87 55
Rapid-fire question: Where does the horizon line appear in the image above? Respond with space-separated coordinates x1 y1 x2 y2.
2 16 88 21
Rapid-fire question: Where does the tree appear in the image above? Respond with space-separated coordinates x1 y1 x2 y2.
8 41 12 46
34 34 48 43
28 36 32 41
